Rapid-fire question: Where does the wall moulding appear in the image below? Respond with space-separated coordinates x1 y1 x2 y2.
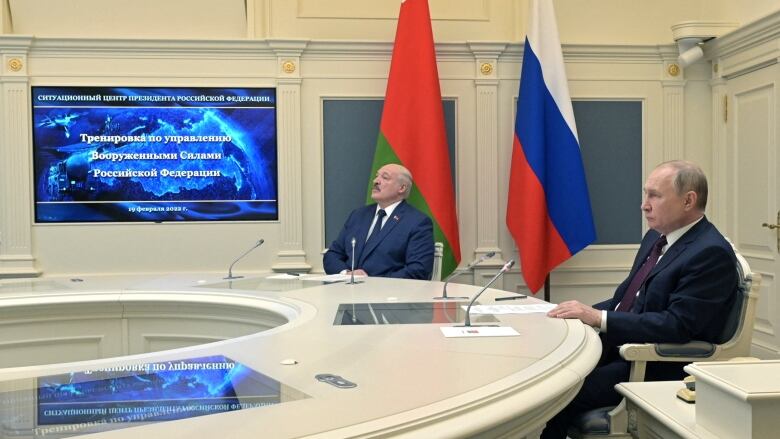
24 38 276 58
705 9 780 78
2 36 678 72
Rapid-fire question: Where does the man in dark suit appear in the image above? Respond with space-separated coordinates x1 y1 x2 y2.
323 163 434 280
541 160 738 439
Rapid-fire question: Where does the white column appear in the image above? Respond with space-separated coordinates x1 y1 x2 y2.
662 62 686 161
469 43 506 262
269 40 311 272
709 73 729 230
469 43 507 285
1 39 39 278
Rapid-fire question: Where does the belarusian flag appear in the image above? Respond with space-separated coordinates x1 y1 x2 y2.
367 0 461 277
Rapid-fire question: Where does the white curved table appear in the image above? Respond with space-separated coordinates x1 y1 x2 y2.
0 274 601 438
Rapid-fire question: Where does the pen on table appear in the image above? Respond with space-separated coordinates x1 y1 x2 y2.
495 295 527 301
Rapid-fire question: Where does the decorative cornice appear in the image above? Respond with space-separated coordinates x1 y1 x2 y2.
497 43 678 64
671 21 739 41
9 36 275 56
0 35 34 51
304 40 675 64
0 35 681 65
266 38 310 56
466 41 508 58
705 9 780 62
301 40 472 60
561 44 677 63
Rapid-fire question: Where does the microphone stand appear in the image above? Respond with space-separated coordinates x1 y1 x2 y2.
434 251 496 300
224 239 264 280
458 260 515 327
346 237 363 284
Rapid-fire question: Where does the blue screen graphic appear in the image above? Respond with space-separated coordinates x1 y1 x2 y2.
31 87 278 222
35 355 296 431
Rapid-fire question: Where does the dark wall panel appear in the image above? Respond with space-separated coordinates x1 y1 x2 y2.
323 100 456 247
573 101 643 244
322 99 642 248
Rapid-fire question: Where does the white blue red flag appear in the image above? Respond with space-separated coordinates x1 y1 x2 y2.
506 0 596 294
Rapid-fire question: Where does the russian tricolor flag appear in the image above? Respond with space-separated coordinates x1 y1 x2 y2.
506 0 596 294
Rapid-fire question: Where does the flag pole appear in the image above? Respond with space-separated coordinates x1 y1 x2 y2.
544 274 551 303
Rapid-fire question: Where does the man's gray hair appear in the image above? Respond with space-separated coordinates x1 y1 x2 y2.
659 160 708 210
396 165 413 199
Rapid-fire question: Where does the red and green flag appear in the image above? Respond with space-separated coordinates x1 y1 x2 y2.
367 0 461 277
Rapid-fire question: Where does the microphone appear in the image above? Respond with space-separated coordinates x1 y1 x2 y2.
224 239 264 280
459 259 515 327
433 251 496 300
346 237 363 284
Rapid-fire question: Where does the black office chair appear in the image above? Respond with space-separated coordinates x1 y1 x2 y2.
568 246 761 438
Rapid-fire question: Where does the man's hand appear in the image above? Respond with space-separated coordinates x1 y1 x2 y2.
347 269 368 277
547 300 602 328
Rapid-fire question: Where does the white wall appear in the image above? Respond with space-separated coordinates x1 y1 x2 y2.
9 0 777 44
0 0 770 302
0 0 9 34
8 0 247 39
721 0 780 27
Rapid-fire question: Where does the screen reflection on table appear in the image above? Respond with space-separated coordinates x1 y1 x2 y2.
333 302 498 325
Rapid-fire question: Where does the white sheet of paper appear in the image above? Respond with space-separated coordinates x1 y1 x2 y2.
465 304 557 315
266 273 304 280
302 273 365 283
440 326 520 338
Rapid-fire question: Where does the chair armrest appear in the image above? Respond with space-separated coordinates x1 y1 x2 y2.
655 341 715 357
619 343 661 362
620 341 716 363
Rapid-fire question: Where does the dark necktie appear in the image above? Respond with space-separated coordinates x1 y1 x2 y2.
615 235 667 312
366 209 387 245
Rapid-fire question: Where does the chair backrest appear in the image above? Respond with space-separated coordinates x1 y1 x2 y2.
653 241 760 360
716 241 760 356
431 242 444 281
570 240 761 439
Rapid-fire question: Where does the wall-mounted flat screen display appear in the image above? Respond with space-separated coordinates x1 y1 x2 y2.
31 86 278 222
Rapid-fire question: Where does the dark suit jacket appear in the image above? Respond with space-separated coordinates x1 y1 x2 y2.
323 201 434 280
594 217 738 379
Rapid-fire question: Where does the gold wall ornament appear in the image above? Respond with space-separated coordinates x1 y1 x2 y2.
8 58 23 72
667 63 680 77
282 60 296 74
480 62 493 75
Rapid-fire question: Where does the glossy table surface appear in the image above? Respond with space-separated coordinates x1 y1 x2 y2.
0 274 602 438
